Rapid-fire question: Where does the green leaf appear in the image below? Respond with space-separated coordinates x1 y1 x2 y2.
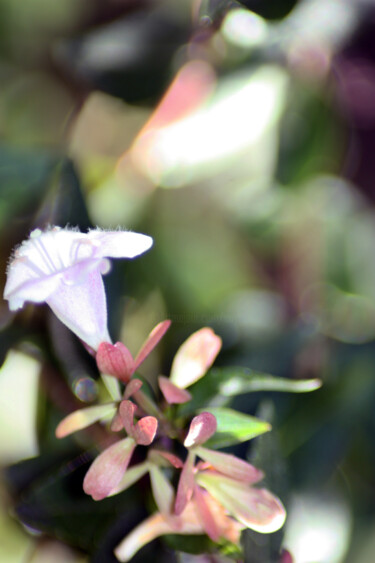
198 407 271 449
178 367 321 416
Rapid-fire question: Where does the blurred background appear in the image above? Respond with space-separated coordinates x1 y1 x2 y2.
1 0 375 561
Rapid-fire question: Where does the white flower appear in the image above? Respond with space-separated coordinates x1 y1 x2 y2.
3 226 153 350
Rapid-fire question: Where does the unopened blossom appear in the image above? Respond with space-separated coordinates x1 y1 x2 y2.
96 319 171 383
3 226 152 351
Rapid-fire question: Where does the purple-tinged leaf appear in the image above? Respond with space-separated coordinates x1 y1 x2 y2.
134 320 171 370
83 437 135 500
133 416 158 445
158 376 192 404
148 449 184 468
174 450 196 516
124 378 143 399
119 400 137 435
193 484 221 542
197 471 286 533
195 446 264 483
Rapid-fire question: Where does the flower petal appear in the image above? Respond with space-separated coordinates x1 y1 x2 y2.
158 376 192 404
96 342 135 382
87 229 153 259
184 413 217 448
4 268 62 310
170 328 222 388
196 471 286 533
83 437 135 500
194 446 264 483
46 268 110 351
134 320 171 371
55 404 116 438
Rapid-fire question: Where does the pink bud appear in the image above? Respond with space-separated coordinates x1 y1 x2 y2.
96 342 135 382
184 412 217 448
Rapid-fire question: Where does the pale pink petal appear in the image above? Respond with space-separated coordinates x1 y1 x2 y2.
87 230 153 259
158 376 192 404
55 404 116 438
170 328 222 389
46 269 110 351
184 413 217 448
149 464 174 515
193 484 221 542
96 342 135 382
194 446 264 484
119 400 137 435
197 472 286 533
124 378 143 399
4 228 82 309
148 450 184 468
134 320 171 370
4 227 153 354
174 450 196 516
83 437 135 500
4 267 61 310
133 416 158 446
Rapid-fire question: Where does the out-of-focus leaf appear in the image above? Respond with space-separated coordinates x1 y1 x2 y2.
0 146 56 230
36 158 92 229
178 367 321 416
244 401 288 563
9 448 147 556
56 11 189 103
199 407 271 449
218 368 321 394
